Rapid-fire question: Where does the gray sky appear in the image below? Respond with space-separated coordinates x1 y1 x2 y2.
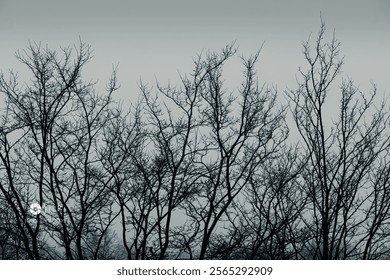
1 0 389 105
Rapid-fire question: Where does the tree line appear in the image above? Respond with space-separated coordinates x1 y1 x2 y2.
1 22 390 259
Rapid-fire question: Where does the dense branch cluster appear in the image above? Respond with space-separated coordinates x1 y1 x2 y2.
1 22 389 259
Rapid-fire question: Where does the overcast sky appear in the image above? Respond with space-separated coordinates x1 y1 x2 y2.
1 0 389 107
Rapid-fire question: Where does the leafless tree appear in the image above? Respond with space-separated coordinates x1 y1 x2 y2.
209 146 308 259
131 46 226 259
1 24 389 260
287 21 390 259
0 41 121 259
185 47 289 259
133 44 290 259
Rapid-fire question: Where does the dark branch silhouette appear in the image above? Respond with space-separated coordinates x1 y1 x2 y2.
1 21 389 260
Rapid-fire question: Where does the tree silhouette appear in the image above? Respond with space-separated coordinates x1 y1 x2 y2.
287 21 390 259
0 22 389 260
0 41 122 259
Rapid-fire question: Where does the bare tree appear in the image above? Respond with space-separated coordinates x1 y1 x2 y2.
1 25 389 260
185 47 289 259
287 21 390 259
211 146 307 259
99 104 152 260
131 46 225 259
134 44 289 259
0 41 121 259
